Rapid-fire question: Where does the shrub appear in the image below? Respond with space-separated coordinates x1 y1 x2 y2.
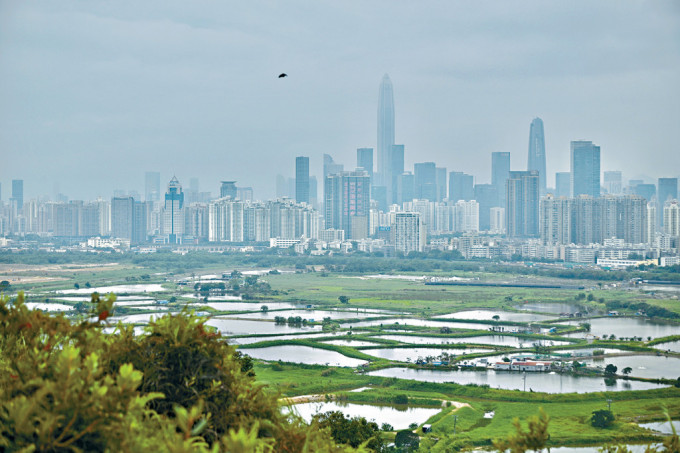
591 409 615 428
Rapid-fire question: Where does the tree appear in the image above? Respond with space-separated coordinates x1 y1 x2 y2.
394 429 420 451
380 423 393 432
312 411 385 451
591 409 615 428
392 394 408 405
587 293 595 301
604 364 618 376
338 295 350 304
261 305 269 313
74 283 80 289
492 315 501 321
493 408 550 453
0 280 10 290
621 367 632 376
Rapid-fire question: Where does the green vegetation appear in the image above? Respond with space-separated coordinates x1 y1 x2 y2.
591 409 615 428
0 293 366 452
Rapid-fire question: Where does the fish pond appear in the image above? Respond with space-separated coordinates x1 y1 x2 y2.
287 401 441 430
239 345 365 367
367 368 667 393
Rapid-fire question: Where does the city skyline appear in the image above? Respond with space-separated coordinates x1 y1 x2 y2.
1 2 678 200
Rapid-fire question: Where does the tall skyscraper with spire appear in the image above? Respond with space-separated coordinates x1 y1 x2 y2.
377 74 395 202
527 118 547 196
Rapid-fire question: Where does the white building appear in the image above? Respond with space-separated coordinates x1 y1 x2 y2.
394 212 423 254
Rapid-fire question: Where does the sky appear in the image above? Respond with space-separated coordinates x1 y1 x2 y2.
1 1 679 201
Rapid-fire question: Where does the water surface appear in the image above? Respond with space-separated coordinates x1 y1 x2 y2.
240 345 365 367
288 401 440 429
367 368 667 393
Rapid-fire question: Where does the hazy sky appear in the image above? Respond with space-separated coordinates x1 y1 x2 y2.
1 1 679 201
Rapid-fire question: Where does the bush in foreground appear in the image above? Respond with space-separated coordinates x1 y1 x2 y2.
0 292 364 452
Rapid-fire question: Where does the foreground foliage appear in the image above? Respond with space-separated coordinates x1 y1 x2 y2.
0 292 365 452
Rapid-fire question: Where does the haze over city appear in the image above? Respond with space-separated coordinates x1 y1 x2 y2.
1 1 679 200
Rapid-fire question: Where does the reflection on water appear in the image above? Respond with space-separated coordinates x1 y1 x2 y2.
363 347 492 362
206 318 321 336
287 401 441 429
559 317 679 340
240 345 365 367
374 334 569 348
653 340 680 353
367 368 667 393
437 309 555 323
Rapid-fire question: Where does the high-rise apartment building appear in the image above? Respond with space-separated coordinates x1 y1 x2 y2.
324 170 371 239
540 194 572 245
295 156 310 204
527 118 547 196
570 141 600 198
11 179 23 210
377 74 395 195
394 212 422 254
555 172 571 198
490 207 506 234
506 170 539 238
144 172 161 202
112 196 145 243
572 196 602 245
449 172 474 202
492 152 510 206
664 200 680 237
604 171 622 195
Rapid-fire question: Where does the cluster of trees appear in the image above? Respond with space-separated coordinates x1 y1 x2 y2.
604 300 679 320
274 316 308 327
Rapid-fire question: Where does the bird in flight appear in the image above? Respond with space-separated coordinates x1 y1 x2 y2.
278 73 288 78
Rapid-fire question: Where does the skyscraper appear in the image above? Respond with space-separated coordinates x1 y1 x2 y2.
356 148 374 179
220 181 238 199
527 118 547 196
390 144 404 204
492 152 510 206
570 141 600 198
448 172 474 202
323 154 343 179
555 172 571 198
144 172 160 202
474 184 498 231
377 74 395 200
163 176 184 244
295 156 310 204
414 162 437 201
436 167 447 202
11 179 23 210
506 170 539 238
397 172 415 205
